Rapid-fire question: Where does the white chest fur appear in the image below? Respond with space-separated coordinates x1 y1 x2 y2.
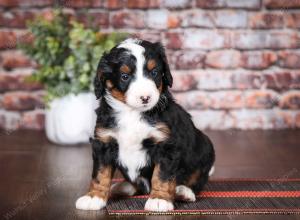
99 94 170 181
114 108 151 181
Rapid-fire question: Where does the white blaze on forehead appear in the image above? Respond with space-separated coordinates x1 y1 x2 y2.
117 39 145 78
117 38 160 111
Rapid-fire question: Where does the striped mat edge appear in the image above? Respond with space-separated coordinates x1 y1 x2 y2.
106 178 300 216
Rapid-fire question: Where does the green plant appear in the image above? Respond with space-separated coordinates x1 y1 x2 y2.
20 10 126 103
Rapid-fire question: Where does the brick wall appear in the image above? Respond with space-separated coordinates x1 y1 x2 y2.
0 0 300 130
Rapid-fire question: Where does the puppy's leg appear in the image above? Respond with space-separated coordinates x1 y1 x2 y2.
144 164 175 212
76 165 114 210
189 171 209 194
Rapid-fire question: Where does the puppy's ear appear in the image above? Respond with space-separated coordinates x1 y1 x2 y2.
155 42 173 88
94 53 111 99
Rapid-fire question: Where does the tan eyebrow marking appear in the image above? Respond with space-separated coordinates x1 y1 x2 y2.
147 59 156 71
106 80 113 89
111 88 126 103
120 65 131 74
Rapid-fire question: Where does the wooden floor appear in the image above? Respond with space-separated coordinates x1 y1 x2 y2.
0 130 300 220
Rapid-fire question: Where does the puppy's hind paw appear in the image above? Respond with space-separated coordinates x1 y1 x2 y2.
144 198 174 212
75 195 106 210
175 185 196 202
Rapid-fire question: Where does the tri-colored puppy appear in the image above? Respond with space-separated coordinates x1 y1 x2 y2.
76 39 215 212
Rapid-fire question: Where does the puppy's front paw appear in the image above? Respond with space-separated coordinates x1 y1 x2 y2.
144 198 174 212
75 195 106 210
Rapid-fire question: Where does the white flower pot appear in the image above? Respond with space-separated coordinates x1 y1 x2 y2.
45 93 98 145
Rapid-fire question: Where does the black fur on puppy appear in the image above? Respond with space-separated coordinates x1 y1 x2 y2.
75 39 215 212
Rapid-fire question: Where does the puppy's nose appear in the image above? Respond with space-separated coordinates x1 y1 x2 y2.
140 96 150 104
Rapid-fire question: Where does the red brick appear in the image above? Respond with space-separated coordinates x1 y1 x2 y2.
63 0 101 8
190 110 231 130
180 10 214 28
192 70 234 90
277 111 297 129
263 71 300 90
196 0 225 8
232 71 263 89
76 11 109 28
210 91 244 109
278 51 300 69
233 32 266 49
164 32 183 49
205 50 241 69
167 13 181 29
16 31 34 46
0 110 21 130
264 0 300 9
233 31 300 49
230 110 295 129
226 0 260 9
280 91 300 109
103 0 124 9
241 51 277 70
296 112 300 128
173 91 209 110
290 71 300 89
183 30 230 49
0 0 54 7
0 10 35 28
162 0 191 8
0 50 34 70
0 0 19 7
0 95 2 108
264 71 294 90
269 32 299 49
0 110 4 130
197 0 260 9
131 31 161 42
245 90 279 109
20 110 45 130
249 12 284 29
127 0 160 8
171 71 197 91
168 50 205 70
0 30 34 49
39 8 56 21
147 10 168 29
21 0 54 7
232 70 300 90
111 11 145 28
0 72 43 92
0 31 17 49
286 13 300 28
3 91 44 111
214 10 247 28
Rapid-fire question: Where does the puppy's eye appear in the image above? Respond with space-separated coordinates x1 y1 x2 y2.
121 73 130 81
151 69 158 78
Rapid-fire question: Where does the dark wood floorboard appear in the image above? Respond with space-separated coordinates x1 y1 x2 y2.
0 129 300 220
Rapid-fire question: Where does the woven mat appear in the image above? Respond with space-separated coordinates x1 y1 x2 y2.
106 179 300 215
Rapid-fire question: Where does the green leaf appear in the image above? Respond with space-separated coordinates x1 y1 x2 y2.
19 8 127 103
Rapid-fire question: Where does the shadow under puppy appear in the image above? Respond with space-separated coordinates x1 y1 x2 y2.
76 39 215 212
